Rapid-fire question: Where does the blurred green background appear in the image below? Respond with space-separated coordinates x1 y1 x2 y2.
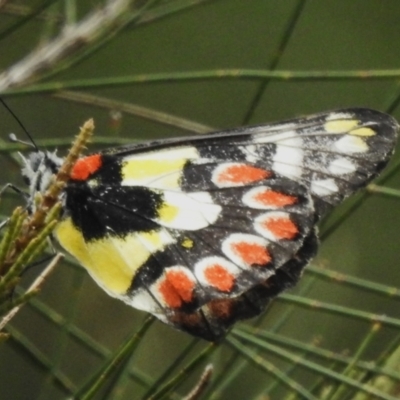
0 1 400 399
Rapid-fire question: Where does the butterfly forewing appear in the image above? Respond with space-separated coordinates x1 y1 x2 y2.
53 108 398 340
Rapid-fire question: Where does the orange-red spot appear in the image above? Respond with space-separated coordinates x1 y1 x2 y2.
231 241 271 266
158 269 195 308
217 164 270 185
254 190 297 207
264 217 298 240
204 264 235 292
71 154 102 181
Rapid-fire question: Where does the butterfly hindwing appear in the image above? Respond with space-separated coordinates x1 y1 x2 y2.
155 229 319 340
53 108 398 340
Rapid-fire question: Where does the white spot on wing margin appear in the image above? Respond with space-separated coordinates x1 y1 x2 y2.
311 178 339 197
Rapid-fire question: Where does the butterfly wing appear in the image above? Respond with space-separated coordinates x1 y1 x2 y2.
55 108 398 340
109 107 397 215
159 229 319 340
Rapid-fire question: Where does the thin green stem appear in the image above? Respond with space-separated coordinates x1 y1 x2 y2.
4 68 400 97
235 326 400 383
279 293 400 330
0 0 62 42
306 264 400 299
140 339 199 400
52 91 214 134
6 325 76 394
233 330 399 400
227 336 319 400
242 0 307 124
78 316 154 400
367 184 400 198
149 343 217 400
327 324 381 400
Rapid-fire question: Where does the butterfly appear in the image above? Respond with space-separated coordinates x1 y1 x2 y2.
20 108 398 341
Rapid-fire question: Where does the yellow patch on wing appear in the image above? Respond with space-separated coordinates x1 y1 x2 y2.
349 127 376 137
181 237 194 249
324 119 359 133
158 202 179 222
121 146 199 189
55 218 173 295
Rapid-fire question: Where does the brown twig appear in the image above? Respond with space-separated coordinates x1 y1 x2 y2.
183 364 214 400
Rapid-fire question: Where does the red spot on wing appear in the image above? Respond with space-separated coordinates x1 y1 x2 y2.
71 154 102 181
158 269 195 308
216 164 271 185
204 264 235 292
264 217 298 240
253 190 297 207
231 241 271 266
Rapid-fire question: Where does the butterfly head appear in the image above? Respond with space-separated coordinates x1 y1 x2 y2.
20 150 64 211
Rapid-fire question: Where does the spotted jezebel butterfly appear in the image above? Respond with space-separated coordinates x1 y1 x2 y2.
19 108 398 340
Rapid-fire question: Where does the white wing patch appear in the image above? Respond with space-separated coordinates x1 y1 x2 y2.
272 136 304 179
253 131 304 179
328 157 357 175
311 178 339 197
157 191 222 230
334 135 368 153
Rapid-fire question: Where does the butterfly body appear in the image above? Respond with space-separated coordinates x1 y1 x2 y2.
21 108 398 341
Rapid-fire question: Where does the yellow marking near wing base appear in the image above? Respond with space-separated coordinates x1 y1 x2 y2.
122 159 185 183
141 230 170 248
55 218 171 295
158 202 179 222
324 120 358 133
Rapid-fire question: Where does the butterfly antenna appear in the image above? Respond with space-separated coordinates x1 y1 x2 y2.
0 98 38 151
